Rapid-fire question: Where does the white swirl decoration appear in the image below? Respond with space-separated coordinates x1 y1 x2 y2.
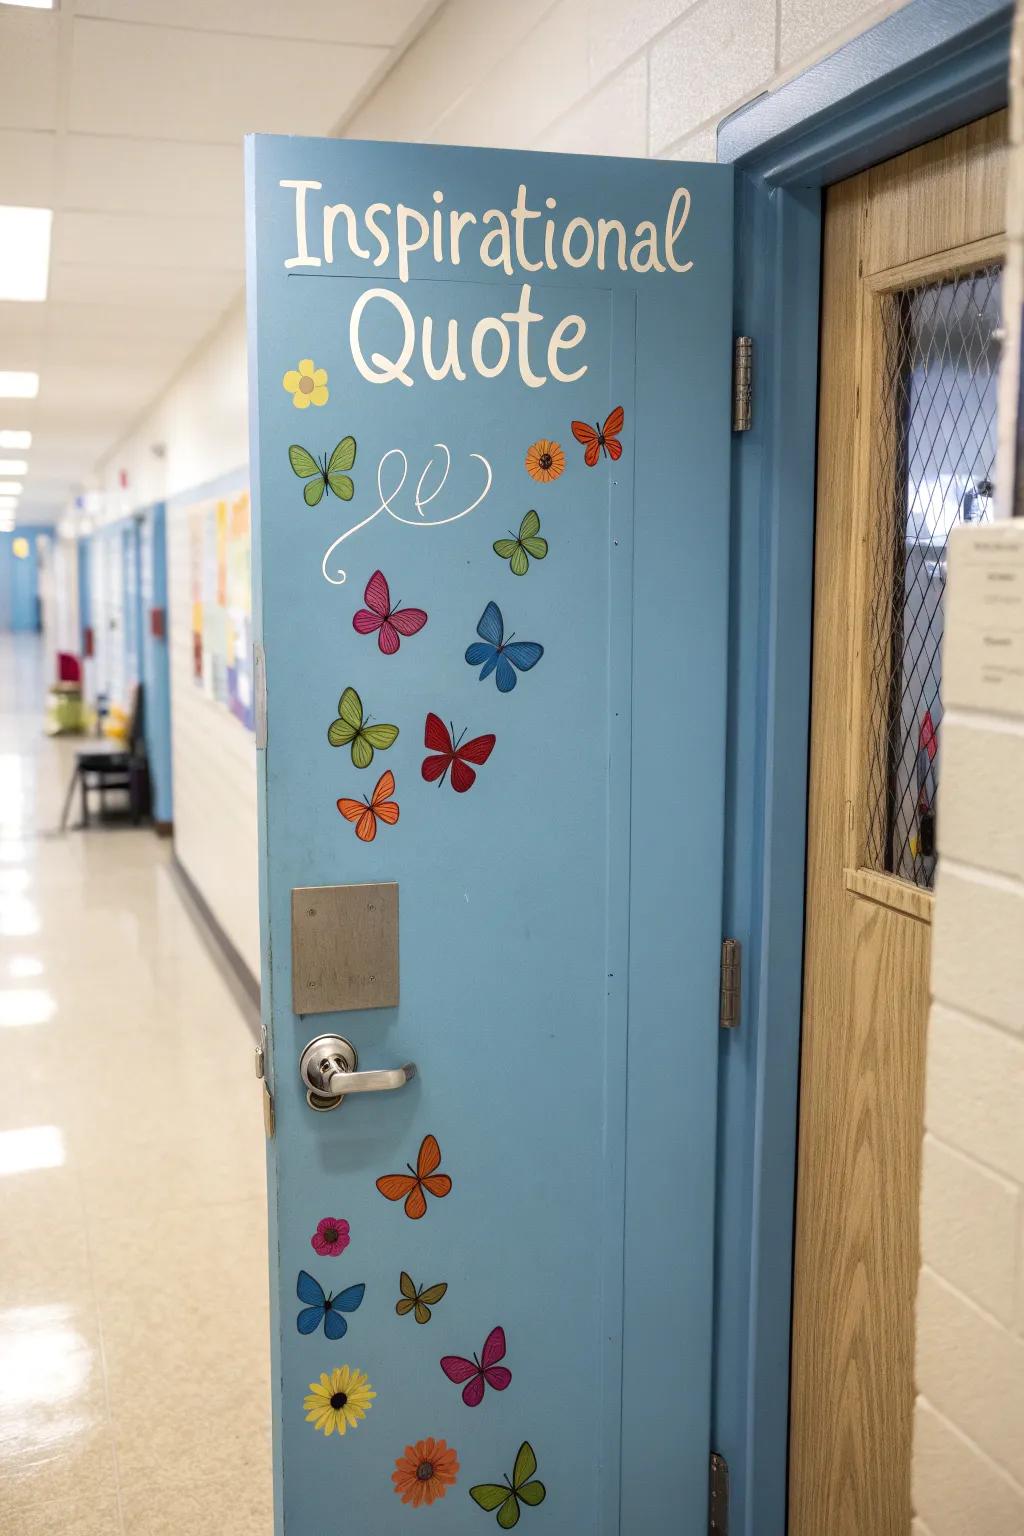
321 443 493 586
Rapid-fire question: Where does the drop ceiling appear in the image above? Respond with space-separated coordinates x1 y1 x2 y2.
0 0 440 523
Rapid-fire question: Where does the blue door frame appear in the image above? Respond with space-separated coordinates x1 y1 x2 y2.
714 3 1012 1532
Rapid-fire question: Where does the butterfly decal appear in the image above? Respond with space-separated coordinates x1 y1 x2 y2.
353 570 428 655
441 1326 511 1408
396 1271 448 1325
288 437 357 504
328 686 399 768
421 713 496 794
296 1270 365 1340
493 511 548 577
570 405 624 466
337 769 399 842
470 1441 546 1528
465 602 543 693
376 1133 452 1220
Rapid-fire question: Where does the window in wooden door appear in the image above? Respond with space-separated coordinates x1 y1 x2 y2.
865 263 1003 888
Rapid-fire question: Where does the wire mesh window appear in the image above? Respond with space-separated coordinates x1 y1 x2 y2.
865 263 1003 888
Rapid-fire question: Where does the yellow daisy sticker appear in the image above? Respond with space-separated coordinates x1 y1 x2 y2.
283 358 329 409
304 1365 375 1437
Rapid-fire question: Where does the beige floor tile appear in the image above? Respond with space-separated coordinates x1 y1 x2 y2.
0 637 271 1536
120 1469 272 1536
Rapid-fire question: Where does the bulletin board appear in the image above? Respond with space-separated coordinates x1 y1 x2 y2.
188 488 254 731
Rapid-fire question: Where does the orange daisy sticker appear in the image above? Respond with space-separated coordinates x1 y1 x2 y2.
525 439 565 484
392 1437 459 1508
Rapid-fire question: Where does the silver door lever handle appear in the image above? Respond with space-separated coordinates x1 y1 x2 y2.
299 1033 416 1112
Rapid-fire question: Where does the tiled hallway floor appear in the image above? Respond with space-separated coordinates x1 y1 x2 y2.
0 637 272 1535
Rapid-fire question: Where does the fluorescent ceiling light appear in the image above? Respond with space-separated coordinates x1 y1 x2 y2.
0 431 31 450
0 2 57 9
0 497 18 511
0 482 23 495
0 460 27 476
0 373 38 399
0 208 52 302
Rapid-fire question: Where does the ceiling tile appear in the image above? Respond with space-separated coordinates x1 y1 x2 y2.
0 131 57 207
0 10 59 132
54 210 242 272
49 261 241 312
63 134 244 220
68 18 389 143
74 1 435 47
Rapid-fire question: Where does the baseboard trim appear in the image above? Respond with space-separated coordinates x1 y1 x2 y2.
169 852 261 1040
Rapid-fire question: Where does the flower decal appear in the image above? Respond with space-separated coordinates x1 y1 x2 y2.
311 1217 350 1257
283 358 329 409
525 439 565 484
304 1365 375 1437
392 1438 459 1508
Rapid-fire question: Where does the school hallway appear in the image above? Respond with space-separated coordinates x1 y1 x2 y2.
0 634 271 1536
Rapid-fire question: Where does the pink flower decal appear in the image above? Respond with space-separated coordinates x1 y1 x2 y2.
311 1217 351 1257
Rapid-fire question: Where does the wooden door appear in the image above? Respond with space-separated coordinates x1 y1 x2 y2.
789 113 1007 1535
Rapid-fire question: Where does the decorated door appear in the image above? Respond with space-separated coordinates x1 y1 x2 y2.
245 137 733 1535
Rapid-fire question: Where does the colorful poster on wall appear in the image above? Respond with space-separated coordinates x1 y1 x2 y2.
188 489 254 731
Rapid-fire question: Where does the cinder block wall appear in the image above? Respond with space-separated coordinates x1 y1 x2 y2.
911 12 1024 1533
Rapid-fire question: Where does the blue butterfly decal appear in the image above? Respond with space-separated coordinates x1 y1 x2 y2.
296 1270 366 1340
465 601 544 693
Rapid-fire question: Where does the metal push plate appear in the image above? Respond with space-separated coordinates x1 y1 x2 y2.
291 883 398 1014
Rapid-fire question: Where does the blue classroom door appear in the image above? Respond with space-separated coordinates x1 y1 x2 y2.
246 138 733 1535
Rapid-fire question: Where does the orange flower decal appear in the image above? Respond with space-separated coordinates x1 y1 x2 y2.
392 1437 459 1508
525 439 565 484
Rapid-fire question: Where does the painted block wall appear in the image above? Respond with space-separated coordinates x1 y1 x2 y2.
165 480 259 980
911 10 1024 1534
0 530 43 631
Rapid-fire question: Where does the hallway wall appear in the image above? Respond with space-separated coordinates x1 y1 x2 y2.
910 10 1024 1532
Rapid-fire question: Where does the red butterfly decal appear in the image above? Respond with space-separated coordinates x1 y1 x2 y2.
353 569 428 655
440 1326 511 1407
421 713 496 794
571 405 625 466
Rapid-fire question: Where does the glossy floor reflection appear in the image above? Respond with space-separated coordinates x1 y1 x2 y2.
0 636 272 1535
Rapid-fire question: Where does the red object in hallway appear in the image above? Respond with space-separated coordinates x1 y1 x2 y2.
56 652 81 683
150 606 166 639
83 627 95 659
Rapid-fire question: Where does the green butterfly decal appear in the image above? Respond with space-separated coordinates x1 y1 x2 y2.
288 437 356 506
493 510 548 577
470 1441 546 1529
327 687 398 769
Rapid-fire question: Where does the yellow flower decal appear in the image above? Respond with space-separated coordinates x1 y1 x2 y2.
283 358 329 409
304 1365 375 1437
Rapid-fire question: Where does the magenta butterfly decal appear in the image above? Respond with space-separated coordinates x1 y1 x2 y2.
353 569 428 655
440 1326 511 1407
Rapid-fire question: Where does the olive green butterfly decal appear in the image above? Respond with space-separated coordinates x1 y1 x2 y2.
470 1441 546 1528
289 437 356 505
493 510 548 577
328 687 398 769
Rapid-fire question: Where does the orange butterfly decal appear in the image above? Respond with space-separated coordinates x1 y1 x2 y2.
376 1133 452 1221
571 405 624 466
336 769 399 842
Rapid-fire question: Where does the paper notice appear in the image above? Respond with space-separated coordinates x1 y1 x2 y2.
944 522 1024 716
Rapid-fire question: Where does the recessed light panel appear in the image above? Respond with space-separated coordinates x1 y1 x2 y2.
0 460 28 476
0 431 31 450
0 2 57 9
0 208 52 302
0 374 39 399
0 482 23 495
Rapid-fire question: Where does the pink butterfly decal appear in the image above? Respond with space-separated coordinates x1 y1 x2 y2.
440 1325 511 1407
353 569 428 656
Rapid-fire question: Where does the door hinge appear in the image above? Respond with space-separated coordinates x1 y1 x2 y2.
709 1451 729 1535
732 336 752 432
719 939 741 1029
